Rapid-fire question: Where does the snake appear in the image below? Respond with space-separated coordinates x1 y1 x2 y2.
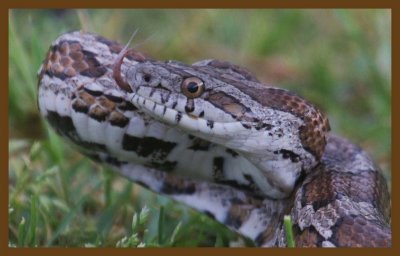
37 31 391 247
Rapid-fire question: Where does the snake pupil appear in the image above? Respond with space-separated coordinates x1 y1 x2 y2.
187 82 199 93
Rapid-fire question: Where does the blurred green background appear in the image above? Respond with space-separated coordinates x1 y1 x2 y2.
9 9 391 247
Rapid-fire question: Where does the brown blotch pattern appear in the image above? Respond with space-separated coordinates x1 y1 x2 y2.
97 96 117 110
301 165 390 220
292 134 392 247
41 40 107 80
72 87 131 127
109 111 130 127
258 88 330 160
72 99 90 113
330 215 391 247
88 105 110 122
77 90 96 106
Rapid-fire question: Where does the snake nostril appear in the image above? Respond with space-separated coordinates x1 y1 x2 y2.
143 74 151 83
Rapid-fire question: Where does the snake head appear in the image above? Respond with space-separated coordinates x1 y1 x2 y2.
114 46 331 198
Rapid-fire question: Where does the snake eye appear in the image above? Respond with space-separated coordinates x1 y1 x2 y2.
181 77 204 98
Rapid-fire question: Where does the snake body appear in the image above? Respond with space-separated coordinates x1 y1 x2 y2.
37 31 391 247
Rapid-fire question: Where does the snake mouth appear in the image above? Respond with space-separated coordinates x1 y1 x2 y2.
113 45 280 152
129 91 255 147
112 45 253 126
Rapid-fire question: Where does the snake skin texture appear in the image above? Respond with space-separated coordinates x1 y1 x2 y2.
37 31 391 247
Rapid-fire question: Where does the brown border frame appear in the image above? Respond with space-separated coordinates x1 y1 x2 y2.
3 1 398 255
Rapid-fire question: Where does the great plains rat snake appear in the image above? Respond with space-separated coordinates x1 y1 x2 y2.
37 31 391 247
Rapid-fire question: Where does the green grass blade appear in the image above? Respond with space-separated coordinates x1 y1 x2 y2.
18 217 26 247
157 205 165 245
26 195 38 246
284 215 295 248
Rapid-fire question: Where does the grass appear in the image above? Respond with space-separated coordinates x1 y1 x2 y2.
9 139 237 247
8 9 391 247
283 215 295 248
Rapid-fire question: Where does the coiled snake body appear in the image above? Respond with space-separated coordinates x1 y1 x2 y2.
37 31 391 247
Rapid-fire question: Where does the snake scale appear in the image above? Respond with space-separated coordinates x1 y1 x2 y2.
37 31 391 247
